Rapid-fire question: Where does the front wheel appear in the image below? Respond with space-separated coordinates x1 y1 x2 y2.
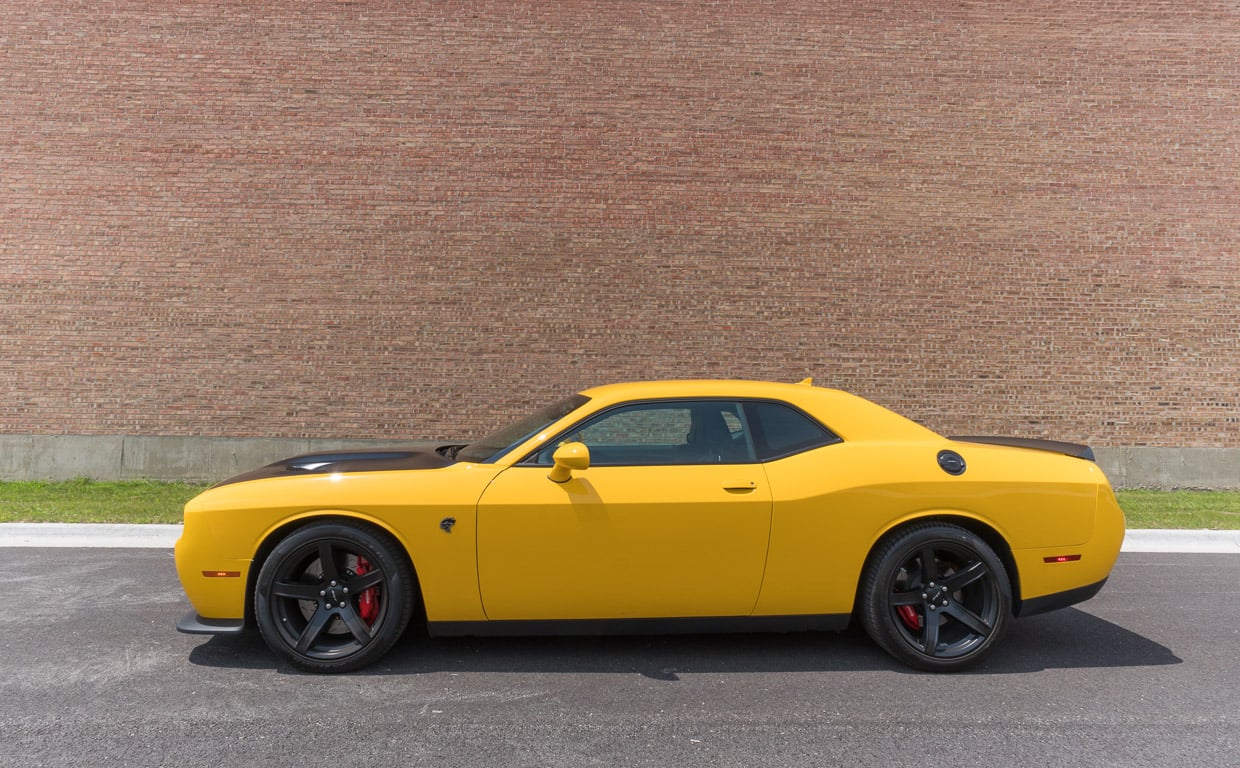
254 522 415 673
859 523 1011 671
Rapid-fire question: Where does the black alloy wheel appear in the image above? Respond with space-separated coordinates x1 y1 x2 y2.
860 523 1011 671
254 522 414 673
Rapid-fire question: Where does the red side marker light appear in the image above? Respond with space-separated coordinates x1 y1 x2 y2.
202 570 241 578
1043 554 1082 564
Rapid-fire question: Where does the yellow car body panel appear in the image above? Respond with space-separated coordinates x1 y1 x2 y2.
753 440 1112 616
1010 482 1126 600
174 378 1125 671
476 463 772 620
177 463 502 622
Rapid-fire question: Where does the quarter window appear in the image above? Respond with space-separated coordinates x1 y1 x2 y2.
744 401 840 460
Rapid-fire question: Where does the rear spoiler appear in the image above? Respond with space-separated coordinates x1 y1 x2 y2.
949 436 1096 462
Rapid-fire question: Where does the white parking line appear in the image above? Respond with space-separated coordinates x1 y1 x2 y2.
0 523 182 548
1120 528 1240 554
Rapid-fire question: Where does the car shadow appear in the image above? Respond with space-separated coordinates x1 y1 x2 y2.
187 608 1179 677
972 607 1181 675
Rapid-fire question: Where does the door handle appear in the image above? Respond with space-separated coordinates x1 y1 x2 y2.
722 481 758 492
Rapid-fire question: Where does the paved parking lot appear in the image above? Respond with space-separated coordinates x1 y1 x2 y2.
0 548 1235 767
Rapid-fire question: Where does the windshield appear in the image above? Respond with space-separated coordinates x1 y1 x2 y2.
455 394 590 464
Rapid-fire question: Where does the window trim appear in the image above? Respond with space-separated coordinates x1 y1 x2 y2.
516 397 841 467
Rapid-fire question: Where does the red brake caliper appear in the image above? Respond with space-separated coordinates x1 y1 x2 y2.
356 556 379 624
897 605 922 630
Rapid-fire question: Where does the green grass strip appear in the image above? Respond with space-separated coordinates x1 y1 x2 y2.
1116 489 1240 530
0 479 209 524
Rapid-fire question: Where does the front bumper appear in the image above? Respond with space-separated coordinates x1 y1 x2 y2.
176 610 246 635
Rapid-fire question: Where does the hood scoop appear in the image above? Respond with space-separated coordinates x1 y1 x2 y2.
287 451 419 472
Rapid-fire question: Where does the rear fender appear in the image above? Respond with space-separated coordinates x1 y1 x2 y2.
860 510 1020 616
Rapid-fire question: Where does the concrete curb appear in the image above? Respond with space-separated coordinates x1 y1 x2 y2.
0 523 184 548
1119 528 1240 554
0 524 1238 553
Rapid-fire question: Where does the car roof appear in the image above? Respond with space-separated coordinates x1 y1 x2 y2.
575 379 939 443
578 378 821 401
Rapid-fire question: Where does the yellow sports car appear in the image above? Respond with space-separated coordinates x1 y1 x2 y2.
175 379 1124 672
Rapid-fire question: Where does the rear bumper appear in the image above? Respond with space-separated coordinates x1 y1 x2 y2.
176 610 246 635
1016 577 1108 618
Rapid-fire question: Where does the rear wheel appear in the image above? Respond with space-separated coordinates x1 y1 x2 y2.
254 522 414 673
859 523 1010 671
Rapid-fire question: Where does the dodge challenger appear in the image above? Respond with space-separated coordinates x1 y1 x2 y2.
175 379 1124 672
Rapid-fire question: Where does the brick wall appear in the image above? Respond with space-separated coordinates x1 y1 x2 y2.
1 1 1237 447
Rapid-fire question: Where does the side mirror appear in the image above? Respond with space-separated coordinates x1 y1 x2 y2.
548 442 590 484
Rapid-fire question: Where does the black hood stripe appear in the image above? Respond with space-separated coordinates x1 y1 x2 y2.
212 448 453 488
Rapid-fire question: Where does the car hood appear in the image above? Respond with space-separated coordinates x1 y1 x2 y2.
211 447 454 488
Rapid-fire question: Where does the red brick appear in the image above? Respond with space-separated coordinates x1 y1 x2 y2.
0 1 1237 447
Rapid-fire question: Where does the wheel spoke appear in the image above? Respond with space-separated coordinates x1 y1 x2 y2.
318 542 340 580
918 546 940 582
890 589 923 607
338 606 373 645
294 606 334 653
921 613 941 656
272 580 324 601
352 570 385 592
944 603 993 637
943 560 988 592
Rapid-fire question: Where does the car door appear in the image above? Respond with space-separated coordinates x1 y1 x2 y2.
476 400 773 621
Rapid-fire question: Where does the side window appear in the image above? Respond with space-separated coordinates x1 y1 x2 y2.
531 401 756 466
744 401 840 461
579 406 691 450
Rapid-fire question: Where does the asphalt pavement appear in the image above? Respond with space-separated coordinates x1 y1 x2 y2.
0 537 1236 767
2 528 1240 768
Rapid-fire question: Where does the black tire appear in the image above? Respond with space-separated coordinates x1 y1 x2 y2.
254 521 415 673
859 523 1011 672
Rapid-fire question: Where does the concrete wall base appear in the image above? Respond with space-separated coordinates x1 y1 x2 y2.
0 435 1236 490
0 435 440 484
1092 447 1240 491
